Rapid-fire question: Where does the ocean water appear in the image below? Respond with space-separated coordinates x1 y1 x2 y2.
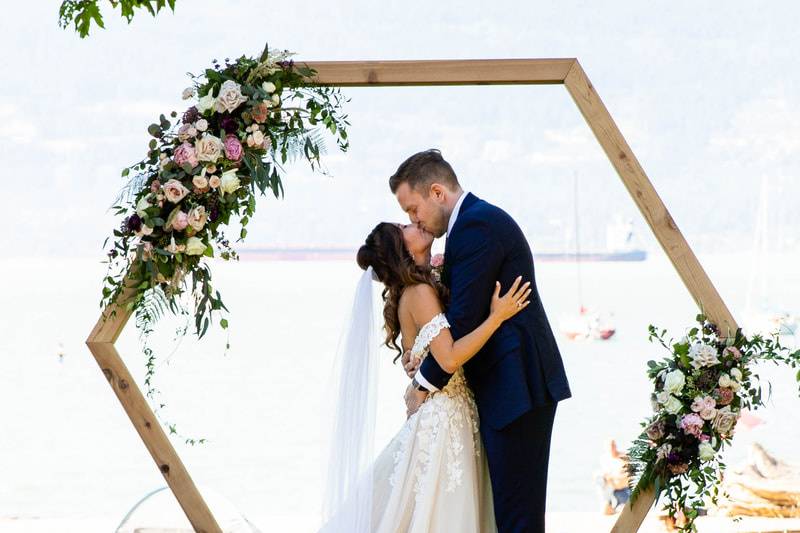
1 252 798 531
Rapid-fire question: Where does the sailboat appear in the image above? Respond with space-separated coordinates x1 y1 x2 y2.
743 175 799 341
558 172 617 341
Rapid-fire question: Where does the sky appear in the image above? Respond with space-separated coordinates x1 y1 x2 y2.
1 1 798 258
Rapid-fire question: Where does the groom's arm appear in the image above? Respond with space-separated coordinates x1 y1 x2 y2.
415 219 503 391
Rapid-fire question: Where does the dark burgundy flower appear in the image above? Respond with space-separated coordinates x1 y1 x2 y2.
277 59 295 69
126 214 142 233
221 116 238 134
209 207 219 222
183 106 199 124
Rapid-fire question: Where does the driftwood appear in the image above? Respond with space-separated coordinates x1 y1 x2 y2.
716 443 800 518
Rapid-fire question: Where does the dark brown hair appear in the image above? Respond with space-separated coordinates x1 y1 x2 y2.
357 222 448 361
389 149 460 195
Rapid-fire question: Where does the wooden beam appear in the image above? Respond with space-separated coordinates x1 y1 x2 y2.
304 58 576 87
86 308 221 532
563 60 739 533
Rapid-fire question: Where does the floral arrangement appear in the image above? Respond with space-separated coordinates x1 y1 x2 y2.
627 314 800 531
430 253 445 283
100 44 349 438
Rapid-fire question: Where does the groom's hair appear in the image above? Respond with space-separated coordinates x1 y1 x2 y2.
389 149 460 196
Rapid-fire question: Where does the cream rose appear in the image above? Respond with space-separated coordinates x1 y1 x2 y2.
185 236 207 256
698 441 716 462
663 395 683 415
712 406 739 435
197 90 216 114
192 175 209 189
262 81 276 93
208 175 221 189
214 80 248 113
195 134 223 163
219 169 241 195
162 179 190 204
730 368 743 382
663 369 685 395
187 205 207 231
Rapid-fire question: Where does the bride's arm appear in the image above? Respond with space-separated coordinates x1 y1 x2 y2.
408 278 531 374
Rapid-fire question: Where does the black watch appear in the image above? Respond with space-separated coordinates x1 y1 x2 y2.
411 376 427 392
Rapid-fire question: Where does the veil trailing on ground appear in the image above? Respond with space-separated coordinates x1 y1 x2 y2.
320 266 380 532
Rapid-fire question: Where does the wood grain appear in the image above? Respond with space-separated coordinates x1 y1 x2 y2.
304 58 576 86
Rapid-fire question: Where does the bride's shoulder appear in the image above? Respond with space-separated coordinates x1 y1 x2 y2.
400 283 441 313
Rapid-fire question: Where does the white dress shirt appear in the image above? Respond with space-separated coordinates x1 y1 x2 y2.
414 190 469 393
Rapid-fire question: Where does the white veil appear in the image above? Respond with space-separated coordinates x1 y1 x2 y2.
320 266 379 532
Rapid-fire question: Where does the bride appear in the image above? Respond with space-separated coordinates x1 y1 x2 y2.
320 221 531 533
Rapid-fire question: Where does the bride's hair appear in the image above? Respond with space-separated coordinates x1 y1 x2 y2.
357 222 448 362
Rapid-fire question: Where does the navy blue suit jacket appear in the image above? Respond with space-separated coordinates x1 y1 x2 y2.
418 193 571 430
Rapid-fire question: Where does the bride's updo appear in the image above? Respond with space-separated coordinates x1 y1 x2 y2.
357 222 448 361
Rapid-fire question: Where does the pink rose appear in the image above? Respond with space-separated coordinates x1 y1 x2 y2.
430 253 445 268
224 134 243 161
715 387 735 406
208 175 221 189
679 413 704 438
251 101 270 123
723 346 743 360
192 175 209 189
162 179 190 204
691 396 717 421
173 142 199 168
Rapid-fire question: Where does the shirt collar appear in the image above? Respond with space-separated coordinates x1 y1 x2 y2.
446 190 468 237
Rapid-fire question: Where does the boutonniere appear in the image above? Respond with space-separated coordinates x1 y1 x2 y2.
430 253 445 283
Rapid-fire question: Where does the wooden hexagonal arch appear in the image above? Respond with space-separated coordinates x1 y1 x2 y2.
86 58 737 533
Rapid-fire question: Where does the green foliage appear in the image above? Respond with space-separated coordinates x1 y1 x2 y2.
59 0 177 38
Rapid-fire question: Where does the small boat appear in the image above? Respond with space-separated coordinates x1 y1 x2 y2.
560 306 616 341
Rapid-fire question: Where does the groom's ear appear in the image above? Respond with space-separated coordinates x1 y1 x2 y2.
429 183 447 203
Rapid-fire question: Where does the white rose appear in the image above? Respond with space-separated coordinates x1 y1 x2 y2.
185 236 207 256
698 442 715 462
195 134 223 162
271 93 280 106
197 90 216 114
656 390 671 405
689 342 721 369
136 195 152 217
664 369 686 395
214 80 248 113
730 368 743 381
262 81 276 93
219 169 241 195
195 118 208 132
663 395 683 415
182 87 194 100
187 205 207 231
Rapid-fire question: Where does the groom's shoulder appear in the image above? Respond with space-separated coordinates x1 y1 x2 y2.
462 195 515 226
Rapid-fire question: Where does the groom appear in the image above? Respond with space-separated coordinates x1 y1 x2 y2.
391 149 571 533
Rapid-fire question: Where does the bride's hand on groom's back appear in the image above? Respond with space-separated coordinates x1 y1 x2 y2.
490 276 532 323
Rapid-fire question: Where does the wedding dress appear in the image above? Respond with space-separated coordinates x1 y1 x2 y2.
366 313 496 532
